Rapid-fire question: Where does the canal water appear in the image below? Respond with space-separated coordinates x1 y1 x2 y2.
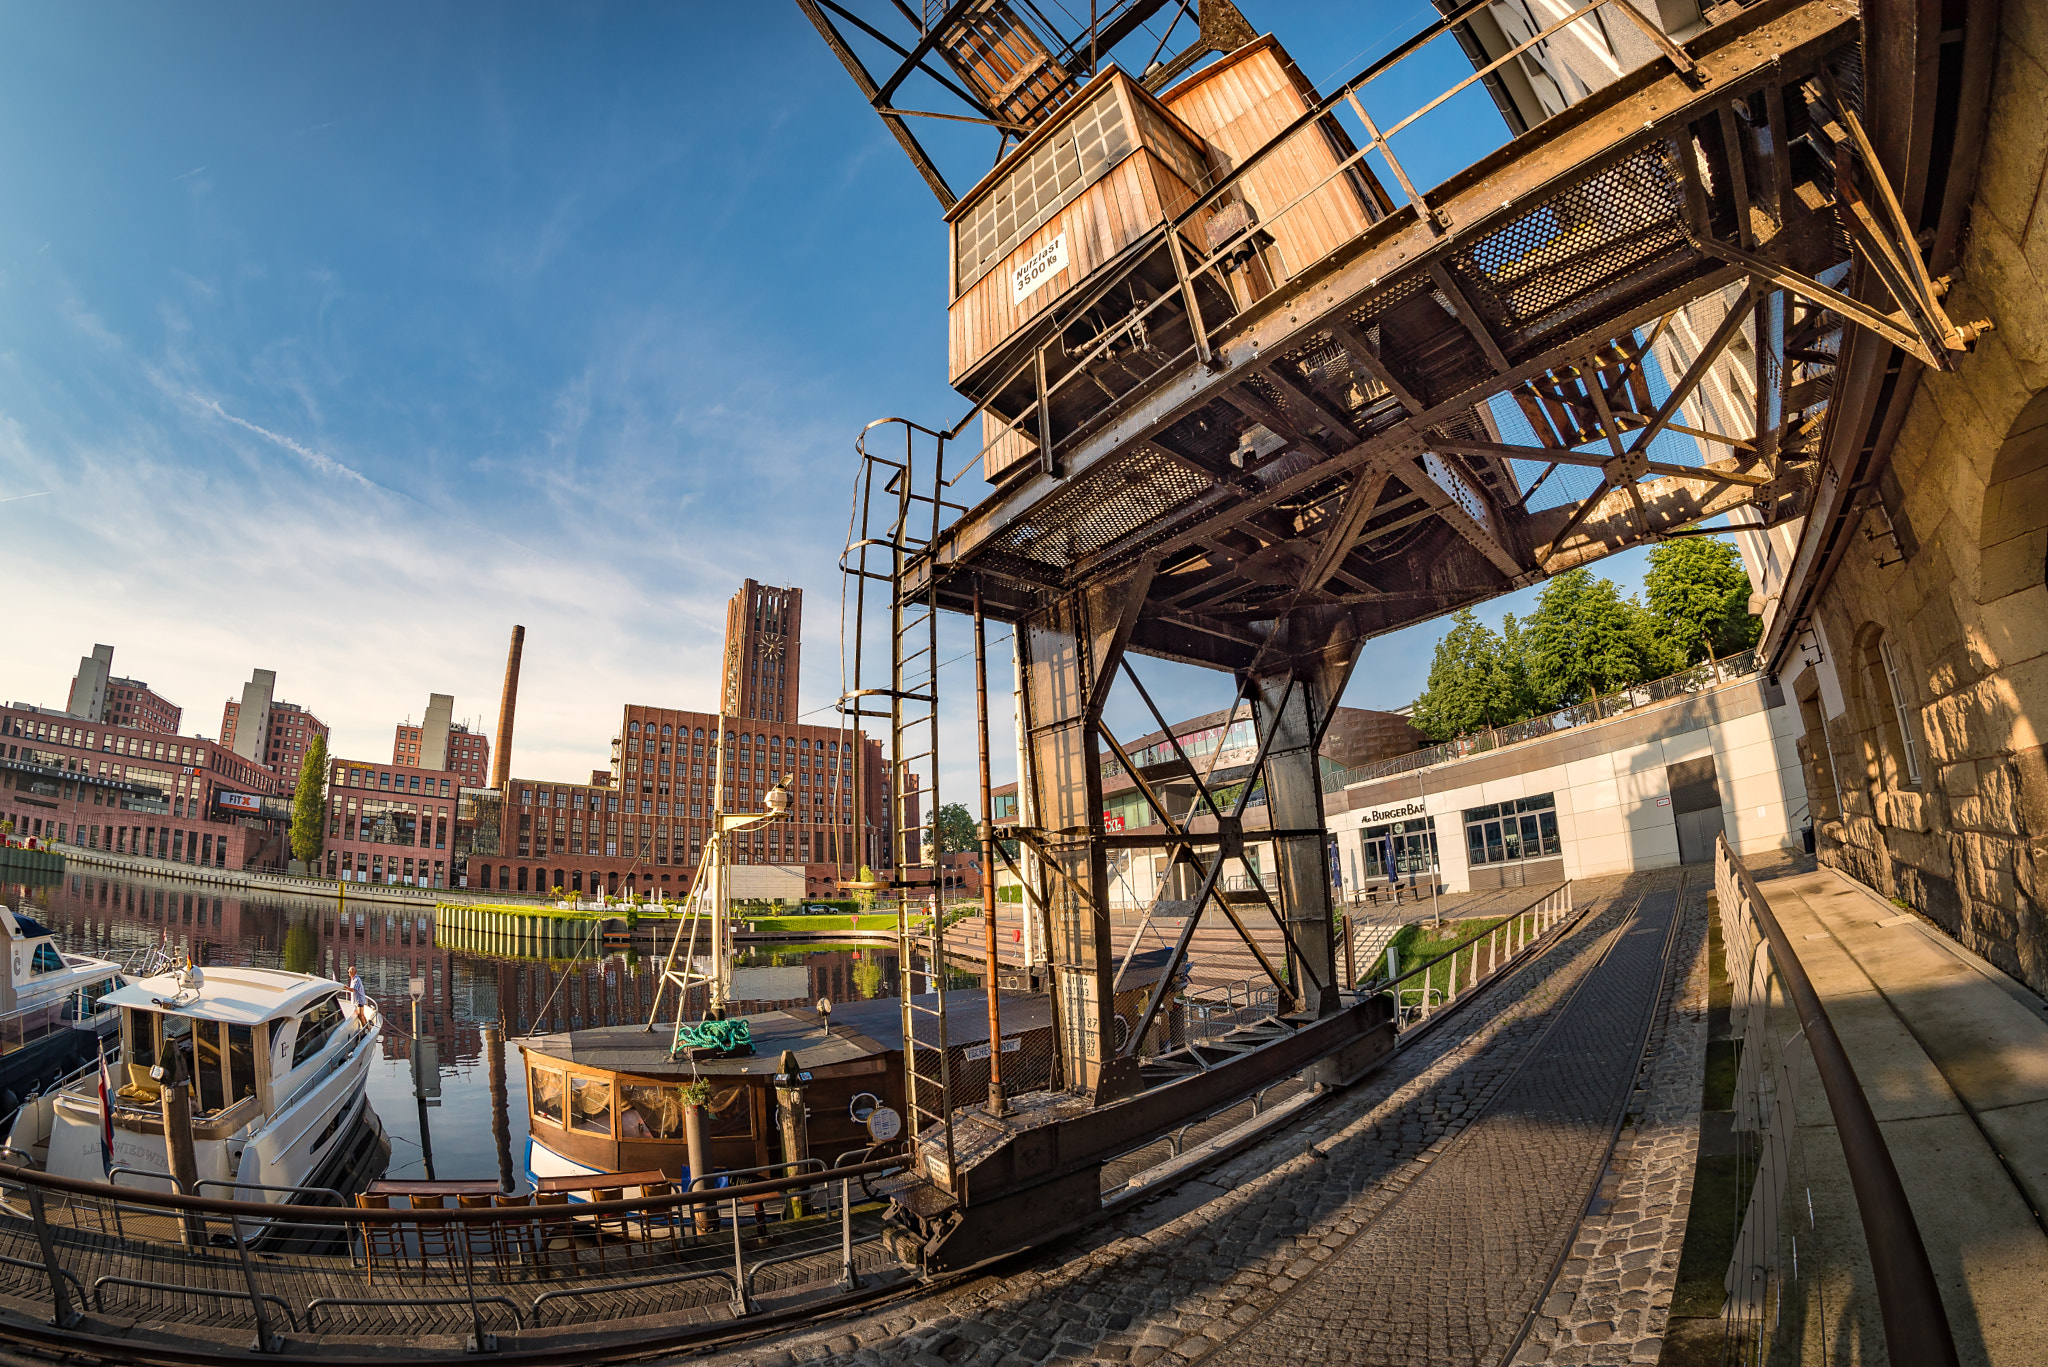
1 867 915 1192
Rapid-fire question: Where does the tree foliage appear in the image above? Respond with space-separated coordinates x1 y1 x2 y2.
290 734 328 867
1643 537 1761 664
934 802 980 854
1412 609 1539 740
1524 569 1681 706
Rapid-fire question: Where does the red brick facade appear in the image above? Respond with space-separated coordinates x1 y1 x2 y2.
1 703 284 869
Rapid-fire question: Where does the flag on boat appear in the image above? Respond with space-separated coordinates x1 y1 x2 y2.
95 1041 115 1172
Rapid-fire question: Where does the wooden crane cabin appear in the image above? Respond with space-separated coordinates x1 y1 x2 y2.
951 36 1395 483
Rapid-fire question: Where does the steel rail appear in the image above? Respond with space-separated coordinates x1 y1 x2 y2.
1718 834 1961 1366
0 1155 903 1225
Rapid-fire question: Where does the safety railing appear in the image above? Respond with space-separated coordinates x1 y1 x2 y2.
0 1147 910 1356
1363 881 1575 1030
1181 976 1284 1045
1714 835 1958 1366
1323 650 1761 793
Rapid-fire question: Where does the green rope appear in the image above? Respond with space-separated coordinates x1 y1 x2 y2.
674 1018 752 1053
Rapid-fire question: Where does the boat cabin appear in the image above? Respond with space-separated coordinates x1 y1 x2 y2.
0 909 122 1026
519 955 1189 1187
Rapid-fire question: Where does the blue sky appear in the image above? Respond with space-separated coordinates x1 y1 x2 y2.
0 3 1659 806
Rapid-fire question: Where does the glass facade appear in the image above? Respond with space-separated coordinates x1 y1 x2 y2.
1360 817 1439 881
1464 794 1562 866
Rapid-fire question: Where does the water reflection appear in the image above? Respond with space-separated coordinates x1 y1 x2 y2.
1 869 920 1191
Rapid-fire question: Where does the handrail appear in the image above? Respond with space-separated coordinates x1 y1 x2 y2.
1363 881 1572 994
1717 834 1959 1366
0 1155 903 1225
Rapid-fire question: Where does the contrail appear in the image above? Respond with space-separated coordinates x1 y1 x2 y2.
0 492 50 505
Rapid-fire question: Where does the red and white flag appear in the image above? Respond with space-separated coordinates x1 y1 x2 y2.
95 1041 114 1173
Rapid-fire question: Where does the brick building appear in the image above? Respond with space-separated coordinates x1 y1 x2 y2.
223 697 330 789
390 692 490 785
1 702 284 869
470 708 888 899
722 580 800 723
322 755 466 888
66 645 182 734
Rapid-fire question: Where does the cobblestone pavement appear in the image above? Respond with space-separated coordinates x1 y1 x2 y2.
681 868 1701 1367
1516 880 1710 1365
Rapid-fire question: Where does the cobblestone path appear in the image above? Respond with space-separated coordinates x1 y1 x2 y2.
1200 884 1684 1367
686 869 1704 1367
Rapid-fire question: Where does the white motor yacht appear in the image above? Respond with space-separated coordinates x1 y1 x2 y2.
0 909 126 1029
34 965 381 1200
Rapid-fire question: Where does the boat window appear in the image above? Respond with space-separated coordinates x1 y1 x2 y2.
705 1085 752 1138
127 1009 157 1071
192 1019 226 1114
569 1075 613 1136
291 994 343 1068
530 1067 564 1126
227 1024 258 1105
620 1083 681 1139
29 944 63 975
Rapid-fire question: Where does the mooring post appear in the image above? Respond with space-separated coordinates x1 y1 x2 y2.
775 1050 811 1219
685 1104 715 1237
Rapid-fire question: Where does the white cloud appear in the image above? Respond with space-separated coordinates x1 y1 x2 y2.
188 394 381 490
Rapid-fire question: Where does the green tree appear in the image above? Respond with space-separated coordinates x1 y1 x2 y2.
1412 609 1537 740
1497 613 1541 721
290 734 328 868
1643 537 1761 664
933 802 979 854
1525 569 1674 706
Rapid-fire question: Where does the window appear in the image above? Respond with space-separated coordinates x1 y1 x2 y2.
569 1075 613 1135
228 1024 258 1104
1462 795 1561 866
29 944 62 974
291 994 344 1067
1879 638 1923 784
530 1067 565 1126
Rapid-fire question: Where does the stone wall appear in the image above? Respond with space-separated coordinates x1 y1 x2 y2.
1803 6 2048 995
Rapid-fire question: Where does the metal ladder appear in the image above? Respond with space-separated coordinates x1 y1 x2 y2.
841 418 968 1182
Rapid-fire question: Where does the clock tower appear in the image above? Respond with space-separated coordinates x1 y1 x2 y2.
721 579 802 724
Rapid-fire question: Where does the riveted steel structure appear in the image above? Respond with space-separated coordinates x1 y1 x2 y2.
814 0 1993 1270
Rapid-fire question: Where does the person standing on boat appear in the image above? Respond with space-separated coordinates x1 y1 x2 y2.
348 966 369 1025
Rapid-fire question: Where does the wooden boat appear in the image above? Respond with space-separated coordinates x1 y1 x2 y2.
517 955 1183 1191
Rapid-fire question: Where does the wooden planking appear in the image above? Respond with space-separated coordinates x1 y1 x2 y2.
1162 38 1377 287
948 147 1198 385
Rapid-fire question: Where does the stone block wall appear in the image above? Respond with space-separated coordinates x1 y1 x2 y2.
1805 8 2048 995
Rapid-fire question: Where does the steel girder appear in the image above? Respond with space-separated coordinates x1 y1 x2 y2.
906 0 1867 677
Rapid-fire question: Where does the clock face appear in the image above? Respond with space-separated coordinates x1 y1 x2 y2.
760 638 784 662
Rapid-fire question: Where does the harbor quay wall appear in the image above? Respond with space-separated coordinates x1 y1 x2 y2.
54 845 555 909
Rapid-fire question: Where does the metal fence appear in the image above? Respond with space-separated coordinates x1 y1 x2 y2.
1713 835 1958 1366
0 1148 911 1358
1322 650 1761 794
1364 882 1575 1026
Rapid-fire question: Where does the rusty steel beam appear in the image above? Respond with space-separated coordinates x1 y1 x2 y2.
910 0 1851 618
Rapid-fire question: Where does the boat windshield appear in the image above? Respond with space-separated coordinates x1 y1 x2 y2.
28 945 62 975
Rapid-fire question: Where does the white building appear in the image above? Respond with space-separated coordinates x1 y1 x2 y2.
1328 670 1808 895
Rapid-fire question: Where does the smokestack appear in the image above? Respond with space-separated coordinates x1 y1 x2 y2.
490 626 525 791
